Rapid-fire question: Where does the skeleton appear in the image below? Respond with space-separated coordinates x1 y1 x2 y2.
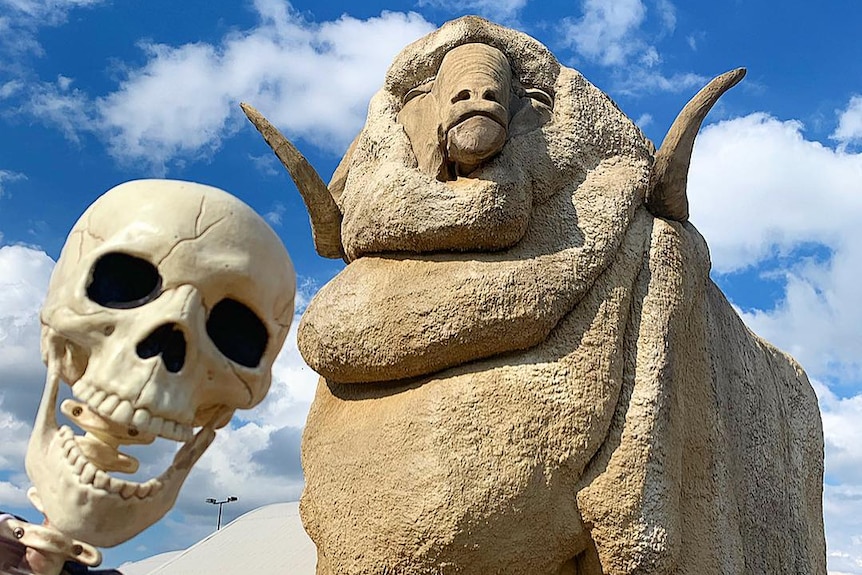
18 180 295 573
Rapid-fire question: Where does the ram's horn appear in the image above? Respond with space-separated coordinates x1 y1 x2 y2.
648 68 746 221
241 103 344 259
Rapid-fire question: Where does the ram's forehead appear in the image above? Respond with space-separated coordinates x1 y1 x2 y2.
385 15 559 101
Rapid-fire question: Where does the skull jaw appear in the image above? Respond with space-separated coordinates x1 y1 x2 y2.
25 353 216 548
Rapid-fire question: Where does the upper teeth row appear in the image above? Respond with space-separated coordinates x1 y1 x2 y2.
59 426 163 499
72 382 193 442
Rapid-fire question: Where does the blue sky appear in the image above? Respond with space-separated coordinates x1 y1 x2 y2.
1 0 861 571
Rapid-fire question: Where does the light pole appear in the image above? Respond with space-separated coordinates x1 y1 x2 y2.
205 496 238 530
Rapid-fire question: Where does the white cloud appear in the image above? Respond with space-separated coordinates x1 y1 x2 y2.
0 478 29 508
252 315 320 429
0 169 26 198
0 0 105 56
0 244 54 515
688 108 862 573
690 113 862 275
686 34 697 50
655 0 676 32
248 153 280 177
0 410 30 470
27 77 90 143
264 202 286 225
824 482 862 574
813 380 862 574
415 0 528 22
558 0 698 95
635 113 653 129
23 1 435 172
2 0 103 21
0 80 24 99
832 95 862 150
561 0 648 67
0 245 54 419
614 68 706 96
816 382 862 486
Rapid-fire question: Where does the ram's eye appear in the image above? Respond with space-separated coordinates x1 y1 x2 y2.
403 80 434 104
525 88 553 109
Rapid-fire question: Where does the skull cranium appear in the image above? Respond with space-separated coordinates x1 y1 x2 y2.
26 179 295 548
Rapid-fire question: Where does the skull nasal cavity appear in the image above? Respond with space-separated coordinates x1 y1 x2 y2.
137 324 187 373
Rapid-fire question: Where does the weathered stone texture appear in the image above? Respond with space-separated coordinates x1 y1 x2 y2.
249 15 826 575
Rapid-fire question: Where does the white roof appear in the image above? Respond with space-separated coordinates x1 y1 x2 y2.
119 502 316 575
118 550 184 575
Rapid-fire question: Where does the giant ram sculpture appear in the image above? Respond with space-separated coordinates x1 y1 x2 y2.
245 16 826 575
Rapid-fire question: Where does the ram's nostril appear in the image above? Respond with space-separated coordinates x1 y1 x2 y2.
451 89 471 104
482 89 498 103
137 323 187 373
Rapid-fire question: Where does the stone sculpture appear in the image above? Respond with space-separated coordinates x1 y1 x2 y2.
245 16 826 575
15 180 294 574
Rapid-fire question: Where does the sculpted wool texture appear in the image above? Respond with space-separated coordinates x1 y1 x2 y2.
247 15 827 575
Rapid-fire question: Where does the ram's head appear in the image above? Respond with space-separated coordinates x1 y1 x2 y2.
397 42 553 180
244 16 740 384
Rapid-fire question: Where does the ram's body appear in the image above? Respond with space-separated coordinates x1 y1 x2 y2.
248 16 826 575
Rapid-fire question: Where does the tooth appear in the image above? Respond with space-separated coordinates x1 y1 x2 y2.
94 470 110 490
63 440 75 458
111 400 134 424
149 416 163 437
99 394 120 416
73 456 86 474
136 483 153 498
81 463 97 485
75 383 95 402
132 408 151 429
171 422 189 442
149 480 164 496
162 419 177 439
67 445 82 464
161 419 177 439
178 425 193 442
108 477 123 494
88 390 107 410
120 482 137 499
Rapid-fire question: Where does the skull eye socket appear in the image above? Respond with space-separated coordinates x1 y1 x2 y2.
206 298 269 368
87 252 162 309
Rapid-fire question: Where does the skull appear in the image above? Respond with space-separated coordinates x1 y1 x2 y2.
26 179 295 548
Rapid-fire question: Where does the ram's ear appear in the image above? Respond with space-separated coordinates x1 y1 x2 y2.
241 103 344 260
396 85 448 180
328 132 361 205
647 68 746 221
